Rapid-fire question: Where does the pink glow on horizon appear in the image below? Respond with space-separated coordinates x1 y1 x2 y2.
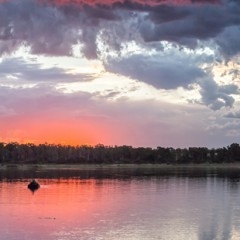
0 115 111 146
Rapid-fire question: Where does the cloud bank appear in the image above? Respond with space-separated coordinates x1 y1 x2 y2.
0 0 239 147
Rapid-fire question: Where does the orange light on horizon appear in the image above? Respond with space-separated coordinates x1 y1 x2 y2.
0 113 118 147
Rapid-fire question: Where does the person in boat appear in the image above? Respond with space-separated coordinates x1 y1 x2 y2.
28 179 40 191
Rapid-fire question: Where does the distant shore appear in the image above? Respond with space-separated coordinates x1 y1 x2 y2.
2 163 240 170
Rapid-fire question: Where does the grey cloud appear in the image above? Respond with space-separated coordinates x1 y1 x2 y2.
0 40 20 55
215 26 240 58
0 0 120 58
0 0 79 56
198 77 239 110
224 110 240 119
104 53 205 89
0 57 94 83
105 51 239 110
81 27 99 59
207 120 240 134
140 2 240 48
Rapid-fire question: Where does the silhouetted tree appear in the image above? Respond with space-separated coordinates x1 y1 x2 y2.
0 141 239 165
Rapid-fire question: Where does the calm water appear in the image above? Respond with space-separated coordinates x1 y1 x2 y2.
1 166 240 240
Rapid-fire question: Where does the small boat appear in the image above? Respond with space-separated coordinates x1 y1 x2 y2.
28 179 40 191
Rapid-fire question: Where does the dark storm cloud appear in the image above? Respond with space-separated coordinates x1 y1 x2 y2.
139 1 240 52
0 0 239 58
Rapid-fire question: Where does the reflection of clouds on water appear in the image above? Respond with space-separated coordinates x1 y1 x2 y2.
197 178 238 240
50 176 240 240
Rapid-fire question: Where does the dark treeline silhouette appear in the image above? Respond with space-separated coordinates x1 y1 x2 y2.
0 142 240 164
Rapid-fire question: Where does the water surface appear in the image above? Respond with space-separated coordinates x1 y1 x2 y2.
1 166 240 240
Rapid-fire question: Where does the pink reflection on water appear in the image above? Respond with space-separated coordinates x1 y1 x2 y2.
1 177 240 240
0 179 135 240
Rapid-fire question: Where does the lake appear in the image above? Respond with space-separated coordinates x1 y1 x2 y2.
1 165 240 240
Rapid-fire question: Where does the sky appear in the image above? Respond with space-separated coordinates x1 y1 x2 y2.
0 0 239 148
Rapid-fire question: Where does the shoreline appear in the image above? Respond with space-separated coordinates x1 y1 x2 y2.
1 163 240 170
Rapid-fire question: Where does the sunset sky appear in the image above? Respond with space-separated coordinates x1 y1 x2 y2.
0 0 239 147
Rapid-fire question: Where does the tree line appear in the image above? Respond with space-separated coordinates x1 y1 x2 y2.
0 142 240 164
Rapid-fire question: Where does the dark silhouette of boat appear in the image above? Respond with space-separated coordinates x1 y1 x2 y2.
28 179 40 192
